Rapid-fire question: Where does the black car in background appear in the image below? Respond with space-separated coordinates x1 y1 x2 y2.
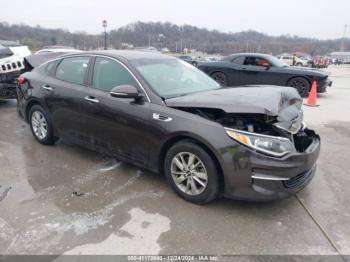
17 51 320 204
198 53 332 97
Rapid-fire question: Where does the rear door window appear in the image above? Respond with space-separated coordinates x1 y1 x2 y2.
56 56 90 85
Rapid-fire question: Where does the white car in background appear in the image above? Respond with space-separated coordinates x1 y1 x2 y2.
35 46 82 55
277 54 309 66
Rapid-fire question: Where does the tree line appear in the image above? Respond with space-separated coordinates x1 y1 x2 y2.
0 21 348 55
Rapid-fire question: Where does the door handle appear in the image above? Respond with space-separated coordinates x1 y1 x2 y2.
42 84 53 91
242 67 247 70
84 96 99 103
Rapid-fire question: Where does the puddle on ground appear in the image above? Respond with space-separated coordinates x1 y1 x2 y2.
0 137 167 254
3 191 164 254
58 207 171 256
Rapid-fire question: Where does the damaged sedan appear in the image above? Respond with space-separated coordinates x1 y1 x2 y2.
17 50 320 204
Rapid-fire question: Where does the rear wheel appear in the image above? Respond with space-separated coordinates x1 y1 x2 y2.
211 72 228 87
29 105 55 145
164 141 220 204
287 77 310 97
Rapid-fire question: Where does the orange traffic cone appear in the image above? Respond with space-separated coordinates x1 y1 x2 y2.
304 80 319 107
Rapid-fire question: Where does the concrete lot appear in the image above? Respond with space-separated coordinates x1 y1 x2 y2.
0 66 350 259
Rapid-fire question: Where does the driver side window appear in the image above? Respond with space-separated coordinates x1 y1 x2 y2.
92 57 139 92
244 57 271 67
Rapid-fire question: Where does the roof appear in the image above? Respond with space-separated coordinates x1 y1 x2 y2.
83 50 172 61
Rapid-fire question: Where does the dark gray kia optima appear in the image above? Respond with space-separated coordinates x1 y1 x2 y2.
17 50 320 204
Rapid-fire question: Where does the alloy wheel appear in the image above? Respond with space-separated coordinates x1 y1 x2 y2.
31 111 48 140
170 152 208 196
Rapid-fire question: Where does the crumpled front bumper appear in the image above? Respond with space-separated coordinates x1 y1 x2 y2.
220 129 320 201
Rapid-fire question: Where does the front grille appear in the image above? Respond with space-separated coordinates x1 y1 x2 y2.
283 168 314 189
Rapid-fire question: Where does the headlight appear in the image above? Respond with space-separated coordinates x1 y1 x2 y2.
225 128 296 157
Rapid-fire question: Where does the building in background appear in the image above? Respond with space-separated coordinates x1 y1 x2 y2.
330 52 350 63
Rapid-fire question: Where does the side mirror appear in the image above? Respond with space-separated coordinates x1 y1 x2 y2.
263 64 270 70
110 85 140 99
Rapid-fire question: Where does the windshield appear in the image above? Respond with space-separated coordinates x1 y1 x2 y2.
269 55 289 67
131 58 220 98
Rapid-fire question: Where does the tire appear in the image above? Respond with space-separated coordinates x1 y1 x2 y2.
192 61 198 67
211 72 228 87
296 62 303 66
286 77 310 97
29 105 55 145
164 141 220 204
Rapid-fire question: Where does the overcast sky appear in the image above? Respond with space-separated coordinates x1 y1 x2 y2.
1 0 349 39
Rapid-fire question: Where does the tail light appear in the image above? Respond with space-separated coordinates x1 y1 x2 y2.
17 76 27 85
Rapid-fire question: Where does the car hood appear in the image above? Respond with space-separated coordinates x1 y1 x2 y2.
165 86 303 133
280 65 329 77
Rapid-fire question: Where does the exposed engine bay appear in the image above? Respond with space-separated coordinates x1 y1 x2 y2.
175 107 315 153
165 86 318 154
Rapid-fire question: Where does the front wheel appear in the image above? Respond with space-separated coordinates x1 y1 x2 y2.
29 105 55 145
287 77 310 97
164 141 220 204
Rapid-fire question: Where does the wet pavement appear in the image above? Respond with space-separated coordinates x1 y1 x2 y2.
0 66 350 258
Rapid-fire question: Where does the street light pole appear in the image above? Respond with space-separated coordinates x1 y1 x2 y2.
102 20 108 50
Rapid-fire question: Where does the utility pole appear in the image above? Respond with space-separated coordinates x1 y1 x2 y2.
102 20 108 50
341 24 347 52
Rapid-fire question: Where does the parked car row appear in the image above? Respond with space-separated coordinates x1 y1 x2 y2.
13 50 320 204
